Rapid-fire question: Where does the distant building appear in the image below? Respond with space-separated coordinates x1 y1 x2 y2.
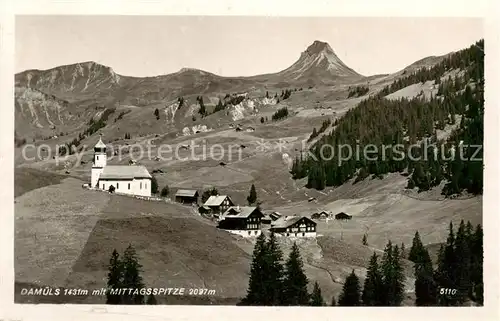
311 211 330 220
175 189 199 205
217 206 264 237
203 195 234 216
91 137 152 197
270 216 317 238
335 212 352 220
269 211 282 221
261 215 272 225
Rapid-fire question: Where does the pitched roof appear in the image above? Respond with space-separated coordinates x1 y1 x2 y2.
99 165 152 180
222 206 261 219
271 216 315 229
175 189 198 197
94 137 106 149
204 195 231 206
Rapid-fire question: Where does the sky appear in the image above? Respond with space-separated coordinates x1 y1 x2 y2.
15 16 483 77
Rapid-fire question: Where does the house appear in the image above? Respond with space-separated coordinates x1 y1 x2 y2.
270 216 317 238
246 127 255 132
203 195 234 216
217 206 264 237
269 211 282 221
335 212 352 220
311 211 330 220
91 137 152 197
261 215 272 225
175 189 199 205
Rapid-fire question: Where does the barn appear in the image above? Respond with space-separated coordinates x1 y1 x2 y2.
175 189 199 205
335 212 352 220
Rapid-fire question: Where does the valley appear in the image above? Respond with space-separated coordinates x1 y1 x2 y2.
14 39 483 306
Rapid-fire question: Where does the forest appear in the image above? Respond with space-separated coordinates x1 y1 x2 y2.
291 40 484 196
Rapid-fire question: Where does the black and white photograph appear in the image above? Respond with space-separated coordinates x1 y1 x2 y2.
2 2 498 319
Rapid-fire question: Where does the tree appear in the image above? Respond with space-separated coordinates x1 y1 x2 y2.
154 108 160 120
266 232 285 305
414 246 437 306
362 234 368 246
160 185 169 197
381 241 405 306
409 231 425 263
330 295 336 306
146 294 157 305
106 249 123 304
121 244 145 304
151 176 159 194
283 242 309 305
310 281 325 306
108 185 116 193
201 187 218 204
362 252 384 306
242 233 268 305
338 270 361 306
260 117 265 124
247 184 258 205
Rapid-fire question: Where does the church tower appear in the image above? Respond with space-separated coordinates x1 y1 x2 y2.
91 136 107 188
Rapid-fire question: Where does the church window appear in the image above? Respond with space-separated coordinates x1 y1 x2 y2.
128 183 130 190
140 182 142 189
117 183 119 189
96 156 99 160
102 184 105 190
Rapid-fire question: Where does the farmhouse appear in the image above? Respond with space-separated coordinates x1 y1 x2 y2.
217 206 264 237
335 212 352 220
311 211 330 220
91 137 152 197
270 216 317 238
269 211 282 221
175 189 199 205
203 195 234 216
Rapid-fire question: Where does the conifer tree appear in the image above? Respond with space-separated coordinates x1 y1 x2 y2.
121 244 145 304
266 232 284 305
310 281 325 306
283 242 309 305
242 233 268 305
146 294 157 305
381 242 405 306
338 270 361 306
247 184 258 205
471 224 483 304
436 222 459 306
106 249 123 304
330 295 336 306
362 252 383 306
454 220 472 303
362 234 368 246
414 246 437 306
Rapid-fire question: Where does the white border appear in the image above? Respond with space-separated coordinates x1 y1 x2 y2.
1 1 499 320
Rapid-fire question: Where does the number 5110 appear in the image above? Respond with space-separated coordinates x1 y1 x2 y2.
439 288 457 295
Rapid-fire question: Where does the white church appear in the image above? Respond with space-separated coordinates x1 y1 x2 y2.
91 137 153 197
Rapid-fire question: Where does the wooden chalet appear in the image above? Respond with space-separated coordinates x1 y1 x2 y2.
335 212 352 220
203 195 234 216
217 206 264 237
311 211 330 220
175 189 199 205
270 216 317 238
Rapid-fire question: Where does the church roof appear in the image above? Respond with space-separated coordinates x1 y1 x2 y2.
94 137 106 149
99 165 152 180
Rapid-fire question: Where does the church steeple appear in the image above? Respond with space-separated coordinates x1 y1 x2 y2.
91 135 107 188
92 135 107 167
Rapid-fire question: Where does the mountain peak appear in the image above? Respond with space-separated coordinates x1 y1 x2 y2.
306 40 334 55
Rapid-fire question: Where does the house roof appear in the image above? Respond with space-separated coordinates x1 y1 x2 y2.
204 195 231 206
175 189 198 197
271 216 316 229
99 165 152 180
222 206 261 219
94 137 106 149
